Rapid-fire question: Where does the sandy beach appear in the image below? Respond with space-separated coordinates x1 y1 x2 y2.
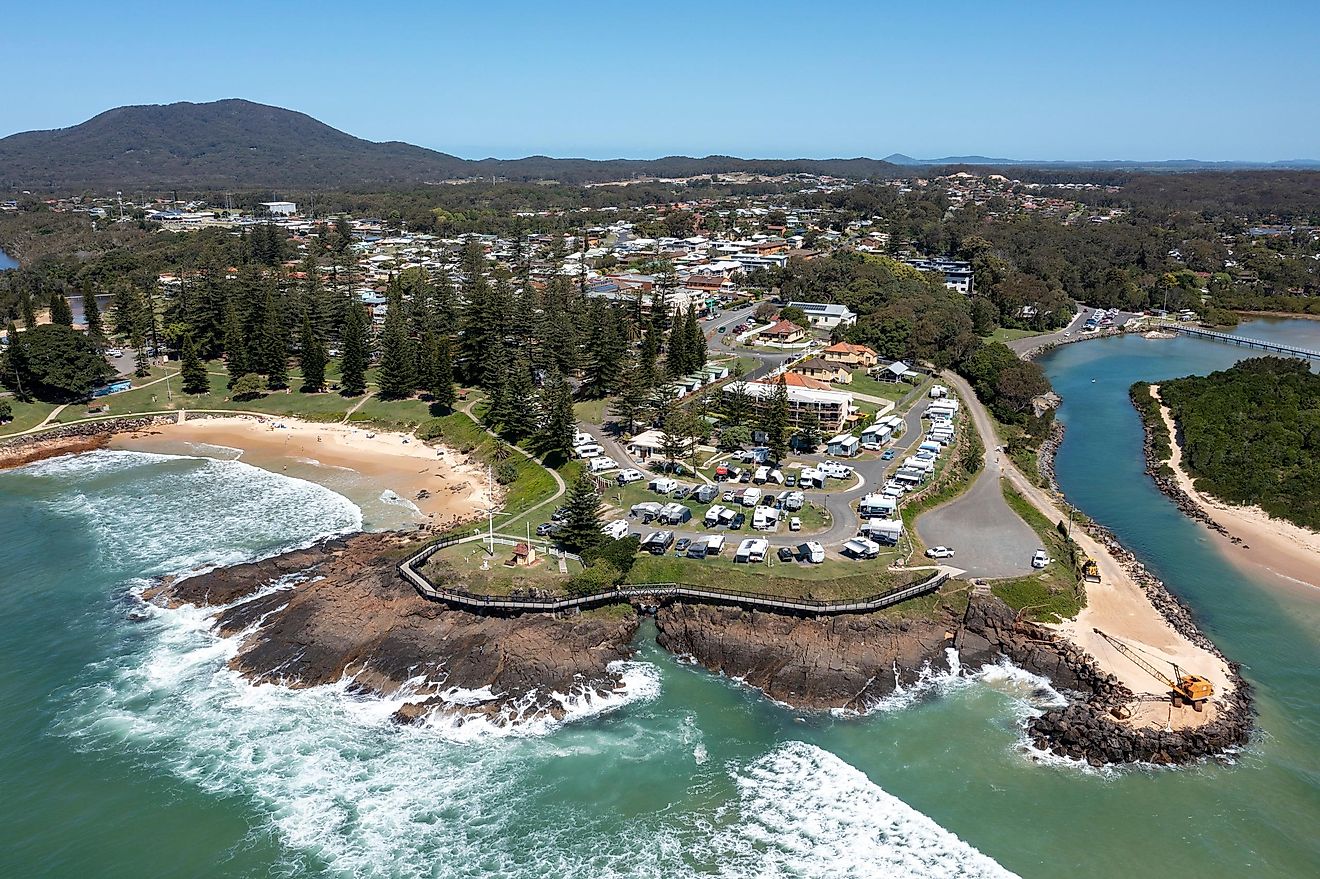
942 372 1235 730
111 415 491 529
1152 388 1320 593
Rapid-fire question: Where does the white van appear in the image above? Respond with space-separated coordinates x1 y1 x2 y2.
573 431 595 447
616 468 644 485
574 443 603 459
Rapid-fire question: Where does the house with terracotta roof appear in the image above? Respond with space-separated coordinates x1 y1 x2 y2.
821 342 879 370
791 357 850 384
759 320 807 344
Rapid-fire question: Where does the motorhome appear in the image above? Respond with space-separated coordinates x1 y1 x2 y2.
694 484 719 504
574 443 603 458
573 431 595 447
798 467 823 488
753 466 770 484
918 441 942 456
741 487 762 507
782 491 805 512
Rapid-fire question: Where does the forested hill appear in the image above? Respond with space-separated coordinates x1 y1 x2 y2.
0 99 902 191
1160 357 1320 530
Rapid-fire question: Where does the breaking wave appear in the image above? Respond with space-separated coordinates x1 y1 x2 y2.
705 741 1018 878
20 449 362 576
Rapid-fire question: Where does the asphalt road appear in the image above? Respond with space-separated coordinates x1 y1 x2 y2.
914 371 1040 578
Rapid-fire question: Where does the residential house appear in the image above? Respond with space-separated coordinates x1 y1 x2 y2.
791 357 850 384
784 301 858 329
821 342 879 370
759 320 807 345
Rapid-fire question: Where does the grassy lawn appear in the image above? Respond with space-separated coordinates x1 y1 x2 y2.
985 327 1043 343
989 483 1085 623
0 398 60 436
421 540 582 597
625 552 914 601
841 371 910 402
573 398 609 426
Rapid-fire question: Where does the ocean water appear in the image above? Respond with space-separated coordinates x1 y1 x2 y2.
1 320 1318 878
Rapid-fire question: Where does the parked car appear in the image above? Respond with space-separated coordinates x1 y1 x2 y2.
789 516 801 531
106 348 124 358
784 475 797 487
551 507 569 521
925 546 955 559
881 449 896 460
1031 549 1050 569
675 538 692 553
739 470 752 483
777 546 795 562
535 522 555 537
729 512 746 530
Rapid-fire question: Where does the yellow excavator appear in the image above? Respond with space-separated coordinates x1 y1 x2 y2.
1093 628 1214 711
1081 557 1101 582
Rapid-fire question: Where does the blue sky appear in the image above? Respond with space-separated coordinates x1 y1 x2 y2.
4 1 1318 160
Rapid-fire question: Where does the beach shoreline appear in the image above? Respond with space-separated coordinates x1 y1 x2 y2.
1149 386 1320 593
110 415 492 530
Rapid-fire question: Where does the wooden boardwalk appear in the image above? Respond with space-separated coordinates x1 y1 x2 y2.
398 536 950 615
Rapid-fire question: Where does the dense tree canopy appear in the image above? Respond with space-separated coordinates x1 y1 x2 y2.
1 323 112 401
1160 357 1320 530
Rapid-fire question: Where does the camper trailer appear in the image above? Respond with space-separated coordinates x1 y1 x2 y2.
658 503 692 525
820 461 853 480
704 534 726 556
588 456 618 473
797 541 826 564
601 520 630 540
860 518 903 545
741 487 762 507
704 505 729 527
648 476 679 495
752 506 781 530
842 537 882 559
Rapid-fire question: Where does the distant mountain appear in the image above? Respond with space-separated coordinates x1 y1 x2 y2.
883 153 1018 166
0 100 903 191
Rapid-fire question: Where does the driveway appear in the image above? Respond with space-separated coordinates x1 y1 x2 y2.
914 372 1040 578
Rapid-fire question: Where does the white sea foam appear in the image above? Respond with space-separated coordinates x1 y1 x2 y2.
25 449 362 576
707 741 1019 878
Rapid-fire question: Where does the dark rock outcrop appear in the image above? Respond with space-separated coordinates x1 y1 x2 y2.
654 603 955 711
147 533 640 726
0 414 175 469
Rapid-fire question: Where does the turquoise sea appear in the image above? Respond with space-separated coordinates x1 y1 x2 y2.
0 318 1317 878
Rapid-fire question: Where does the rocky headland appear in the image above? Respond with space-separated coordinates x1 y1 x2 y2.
144 533 640 729
139 527 1250 765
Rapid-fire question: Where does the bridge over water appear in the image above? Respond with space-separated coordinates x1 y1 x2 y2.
1159 322 1320 360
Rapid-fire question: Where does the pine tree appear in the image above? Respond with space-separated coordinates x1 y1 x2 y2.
3 322 30 400
608 355 650 436
49 292 74 327
376 290 415 399
20 290 37 330
339 297 369 397
132 334 150 378
665 307 690 378
299 312 327 392
686 306 707 371
583 303 626 398
724 381 752 426
257 290 288 389
764 376 790 463
222 299 249 389
180 335 209 394
428 335 456 415
537 370 575 458
501 357 539 439
798 412 822 453
560 471 605 554
482 348 515 429
82 287 106 351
